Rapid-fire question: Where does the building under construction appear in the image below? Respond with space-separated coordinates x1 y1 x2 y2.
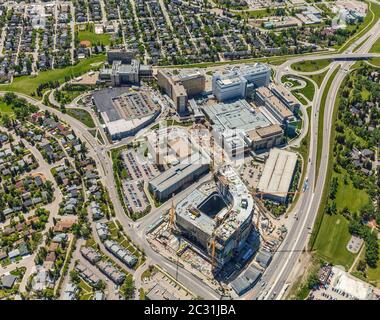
174 165 255 271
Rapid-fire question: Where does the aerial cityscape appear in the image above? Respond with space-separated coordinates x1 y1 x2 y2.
0 0 379 304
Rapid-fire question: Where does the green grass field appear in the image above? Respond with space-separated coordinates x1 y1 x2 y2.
0 101 13 114
293 77 315 102
233 8 277 19
291 59 332 72
309 70 328 88
333 170 370 213
0 54 105 96
281 75 301 87
293 92 308 105
313 214 356 269
369 57 380 67
370 37 380 53
67 108 95 128
77 23 111 46
58 89 86 105
367 240 380 285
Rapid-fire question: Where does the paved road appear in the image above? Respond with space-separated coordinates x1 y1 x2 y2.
243 19 380 301
2 17 380 299
0 91 220 299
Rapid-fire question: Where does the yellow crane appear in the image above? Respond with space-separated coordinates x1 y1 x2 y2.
168 196 175 232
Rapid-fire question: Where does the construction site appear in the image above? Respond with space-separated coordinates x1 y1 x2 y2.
145 160 293 295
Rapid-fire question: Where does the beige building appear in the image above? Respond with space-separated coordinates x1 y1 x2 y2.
246 124 284 151
157 70 205 113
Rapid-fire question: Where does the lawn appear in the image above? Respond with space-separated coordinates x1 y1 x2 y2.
332 170 370 213
67 108 95 128
293 92 308 106
289 107 311 211
313 213 356 269
0 54 105 96
77 23 111 46
370 37 380 53
0 100 14 123
291 59 332 72
293 77 315 102
281 75 301 88
309 70 328 88
367 240 380 286
0 101 13 114
369 57 380 67
57 88 87 105
233 8 277 19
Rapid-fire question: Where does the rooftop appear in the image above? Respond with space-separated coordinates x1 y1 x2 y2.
202 99 272 133
257 148 298 195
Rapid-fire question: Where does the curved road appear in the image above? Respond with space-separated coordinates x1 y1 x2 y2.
244 18 380 300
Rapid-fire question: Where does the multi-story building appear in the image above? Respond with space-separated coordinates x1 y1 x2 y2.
99 59 152 86
148 156 209 202
202 99 285 154
175 165 255 269
157 70 205 114
107 48 135 64
254 84 300 135
212 63 271 102
245 125 284 151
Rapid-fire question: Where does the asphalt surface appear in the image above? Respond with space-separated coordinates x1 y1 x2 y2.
1 16 380 299
243 18 380 300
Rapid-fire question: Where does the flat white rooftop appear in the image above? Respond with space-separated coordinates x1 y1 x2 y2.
257 148 298 196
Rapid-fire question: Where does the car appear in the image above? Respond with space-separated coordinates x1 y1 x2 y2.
261 282 266 287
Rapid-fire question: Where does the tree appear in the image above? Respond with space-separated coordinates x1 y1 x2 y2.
2 114 12 128
307 273 320 289
357 260 366 273
120 277 135 300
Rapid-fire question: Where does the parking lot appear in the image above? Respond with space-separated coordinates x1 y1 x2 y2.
142 268 194 300
120 149 160 215
240 159 264 191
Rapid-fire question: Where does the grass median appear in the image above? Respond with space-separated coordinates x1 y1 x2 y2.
315 66 340 182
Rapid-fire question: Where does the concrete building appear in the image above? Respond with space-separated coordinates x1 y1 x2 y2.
175 165 255 269
148 157 209 202
245 125 284 151
157 70 205 114
257 148 298 203
99 59 152 86
230 264 262 296
202 99 284 154
93 88 160 140
254 84 300 135
212 63 271 102
107 48 135 64
146 127 196 166
255 86 295 123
